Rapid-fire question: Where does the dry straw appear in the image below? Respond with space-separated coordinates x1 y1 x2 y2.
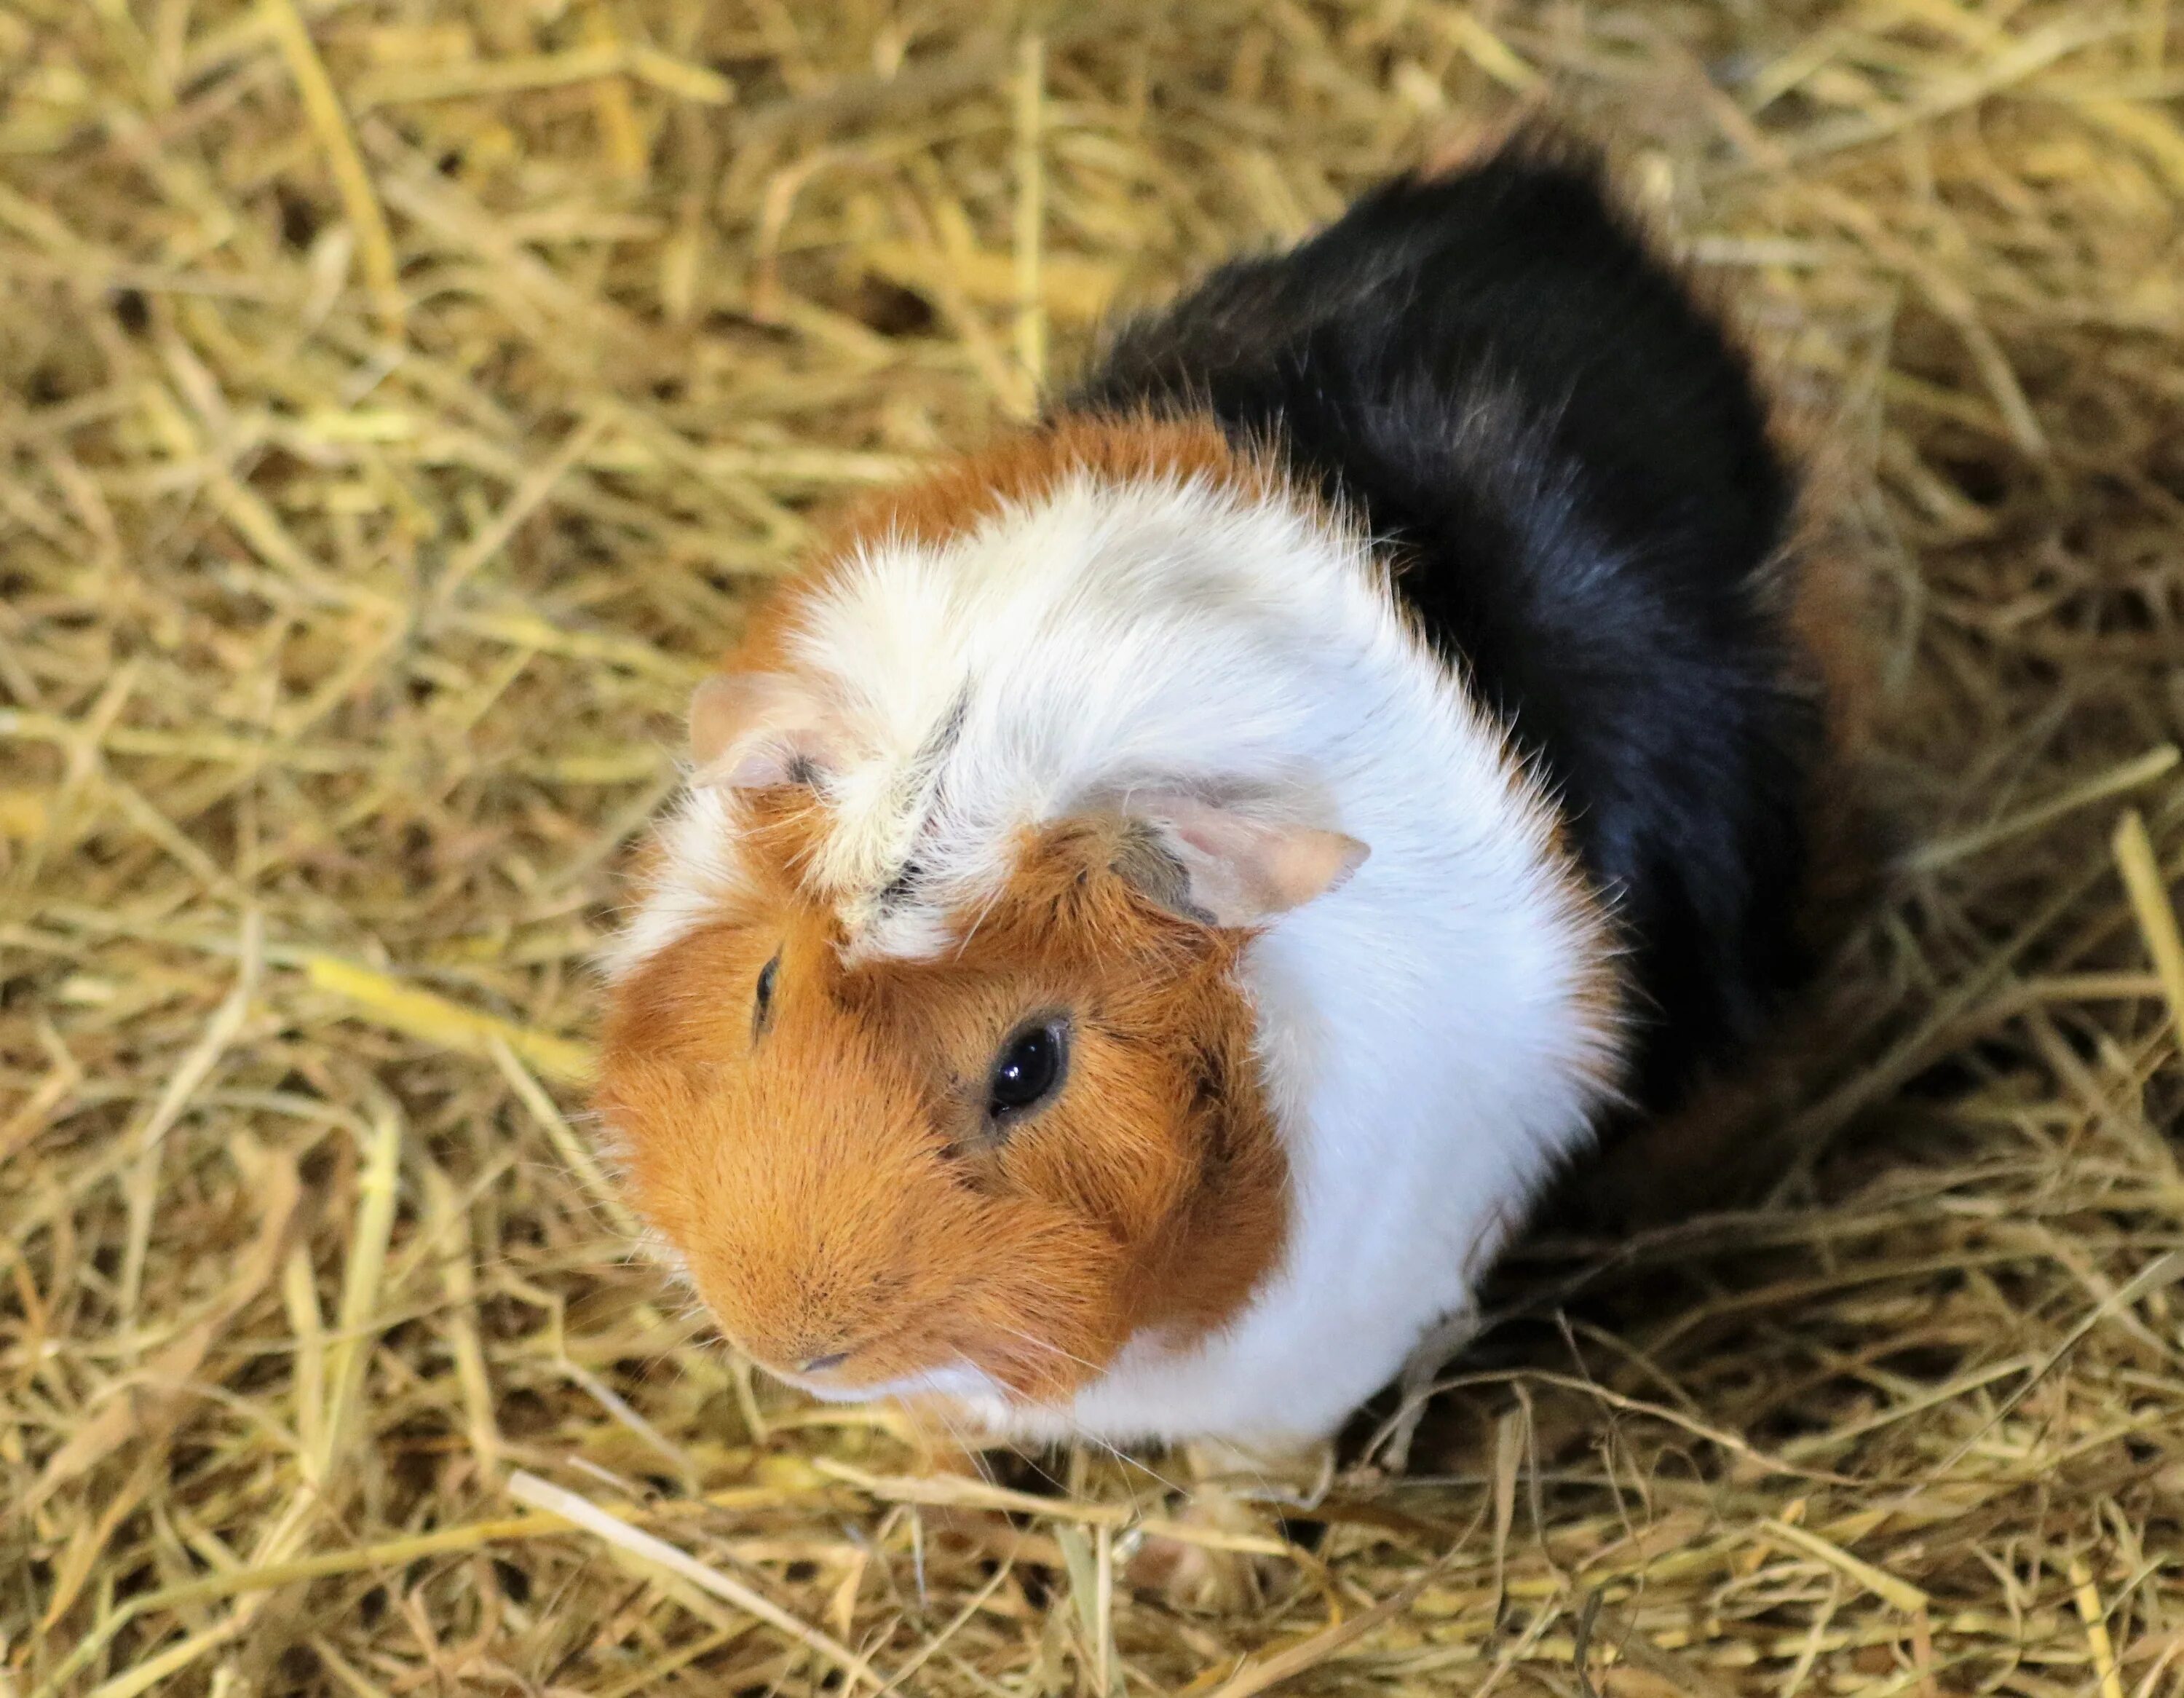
5 1 2184 1694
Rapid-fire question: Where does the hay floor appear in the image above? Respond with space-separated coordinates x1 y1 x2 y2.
7 1 2184 1694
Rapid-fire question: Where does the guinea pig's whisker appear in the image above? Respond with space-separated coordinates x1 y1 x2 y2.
985 1320 1103 1377
1066 1426 1190 1501
938 1405 1003 1488
947 871 1013 960
978 1328 1200 1494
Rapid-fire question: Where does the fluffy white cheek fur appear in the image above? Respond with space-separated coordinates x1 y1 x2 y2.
608 467 1623 1447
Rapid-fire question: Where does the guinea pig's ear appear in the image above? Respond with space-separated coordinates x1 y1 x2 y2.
687 672 835 789
1114 791 1369 928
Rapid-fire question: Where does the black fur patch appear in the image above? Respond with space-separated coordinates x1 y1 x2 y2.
1067 140 1821 1117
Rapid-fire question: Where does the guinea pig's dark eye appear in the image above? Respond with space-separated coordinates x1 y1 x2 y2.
753 950 780 1039
986 1019 1068 1121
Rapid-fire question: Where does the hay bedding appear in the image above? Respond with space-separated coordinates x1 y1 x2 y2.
4 0 2184 1692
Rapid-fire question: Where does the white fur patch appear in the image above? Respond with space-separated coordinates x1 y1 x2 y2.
794 1360 1007 1405
596 783 749 982
608 464 1624 1445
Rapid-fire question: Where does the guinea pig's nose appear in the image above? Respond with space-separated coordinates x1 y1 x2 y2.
800 1351 850 1373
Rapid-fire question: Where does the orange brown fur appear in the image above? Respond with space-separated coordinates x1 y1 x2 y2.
598 798 1287 1408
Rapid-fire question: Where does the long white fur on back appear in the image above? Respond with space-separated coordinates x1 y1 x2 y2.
615 465 1621 1444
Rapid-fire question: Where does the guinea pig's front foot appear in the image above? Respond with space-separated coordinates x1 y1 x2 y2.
1123 1440 1332 1613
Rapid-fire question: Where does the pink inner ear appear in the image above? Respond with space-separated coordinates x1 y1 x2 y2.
687 673 834 789
1141 793 1369 926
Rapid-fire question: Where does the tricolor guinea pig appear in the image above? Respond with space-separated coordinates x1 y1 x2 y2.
597 136 1838 1448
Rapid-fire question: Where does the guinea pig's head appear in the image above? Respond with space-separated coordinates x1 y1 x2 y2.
596 668 1366 1415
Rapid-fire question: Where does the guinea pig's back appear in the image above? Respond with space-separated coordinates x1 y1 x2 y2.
1072 138 1825 1118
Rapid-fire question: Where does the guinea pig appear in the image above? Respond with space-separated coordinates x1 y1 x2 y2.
596 133 1840 1450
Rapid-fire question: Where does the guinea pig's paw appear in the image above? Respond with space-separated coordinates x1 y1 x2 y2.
1125 1487 1286 1614
1123 1441 1329 1613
